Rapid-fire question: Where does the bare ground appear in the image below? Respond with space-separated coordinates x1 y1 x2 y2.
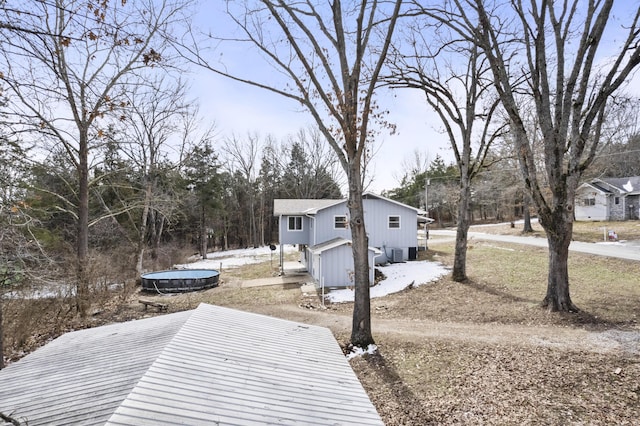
3 226 640 425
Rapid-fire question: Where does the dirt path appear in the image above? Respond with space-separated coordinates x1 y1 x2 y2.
252 304 640 356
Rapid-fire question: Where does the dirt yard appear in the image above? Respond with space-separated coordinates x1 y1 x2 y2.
3 222 640 424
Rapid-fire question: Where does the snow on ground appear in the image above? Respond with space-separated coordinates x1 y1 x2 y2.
346 344 378 360
181 245 449 304
326 260 450 303
176 245 298 269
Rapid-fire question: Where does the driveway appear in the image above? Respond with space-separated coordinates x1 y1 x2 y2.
430 229 640 261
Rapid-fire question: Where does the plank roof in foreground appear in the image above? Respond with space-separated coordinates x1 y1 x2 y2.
0 303 382 425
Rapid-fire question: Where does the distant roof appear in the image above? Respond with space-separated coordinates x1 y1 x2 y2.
274 192 422 216
0 304 382 425
581 177 640 195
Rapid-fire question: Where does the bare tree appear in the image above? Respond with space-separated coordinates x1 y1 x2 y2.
281 127 345 199
453 0 640 311
587 101 640 178
387 11 504 281
110 76 198 273
0 0 190 316
257 136 283 246
222 134 261 248
180 0 403 346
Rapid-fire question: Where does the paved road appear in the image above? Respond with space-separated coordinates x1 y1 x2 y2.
430 229 640 261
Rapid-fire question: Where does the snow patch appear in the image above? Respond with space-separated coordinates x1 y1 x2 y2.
176 245 297 269
326 260 449 303
346 344 378 360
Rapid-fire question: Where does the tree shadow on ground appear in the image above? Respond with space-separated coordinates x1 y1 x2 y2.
361 350 438 425
461 279 618 330
460 278 538 304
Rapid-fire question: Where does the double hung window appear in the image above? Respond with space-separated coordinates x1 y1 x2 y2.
288 216 303 231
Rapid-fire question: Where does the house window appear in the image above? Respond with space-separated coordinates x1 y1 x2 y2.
288 216 302 231
583 198 595 206
615 197 620 205
334 215 348 229
388 215 401 229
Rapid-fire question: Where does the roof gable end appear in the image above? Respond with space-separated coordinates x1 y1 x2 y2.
274 192 421 217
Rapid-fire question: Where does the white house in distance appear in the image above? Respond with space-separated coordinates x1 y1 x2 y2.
575 177 640 221
273 192 423 289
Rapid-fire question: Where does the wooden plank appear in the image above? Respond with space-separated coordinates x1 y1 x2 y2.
138 299 168 311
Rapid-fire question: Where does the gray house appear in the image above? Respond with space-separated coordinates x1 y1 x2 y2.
273 193 422 289
0 303 382 425
575 177 640 221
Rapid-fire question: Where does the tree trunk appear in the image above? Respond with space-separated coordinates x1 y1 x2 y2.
136 183 152 276
152 215 165 271
76 133 90 318
522 192 533 233
348 165 373 347
540 214 578 312
452 183 471 282
200 202 207 259
149 210 164 271
0 298 4 369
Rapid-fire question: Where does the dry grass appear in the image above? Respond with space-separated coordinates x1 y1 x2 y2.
353 337 640 425
2 223 640 424
347 235 640 425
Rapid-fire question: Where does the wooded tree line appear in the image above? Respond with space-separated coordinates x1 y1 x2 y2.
2 0 640 357
385 125 640 226
2 122 343 273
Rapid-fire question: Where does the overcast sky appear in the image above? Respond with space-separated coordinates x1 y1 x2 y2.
184 2 456 194
188 71 452 193
185 2 640 195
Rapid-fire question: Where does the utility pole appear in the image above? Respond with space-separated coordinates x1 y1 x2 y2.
424 179 430 250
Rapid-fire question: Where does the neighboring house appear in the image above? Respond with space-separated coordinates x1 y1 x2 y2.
273 192 423 289
575 177 640 221
0 303 383 425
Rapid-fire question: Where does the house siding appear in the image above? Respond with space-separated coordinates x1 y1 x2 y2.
314 202 352 243
314 244 355 288
308 242 379 288
575 177 640 221
278 215 313 244
362 198 417 261
307 198 417 263
575 186 609 221
610 195 625 220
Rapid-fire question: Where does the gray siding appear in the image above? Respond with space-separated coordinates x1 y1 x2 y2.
313 199 417 262
314 202 352 243
362 198 417 260
575 178 640 221
575 187 609 221
610 194 625 220
275 195 419 269
278 215 312 244
309 241 379 288
313 244 354 288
